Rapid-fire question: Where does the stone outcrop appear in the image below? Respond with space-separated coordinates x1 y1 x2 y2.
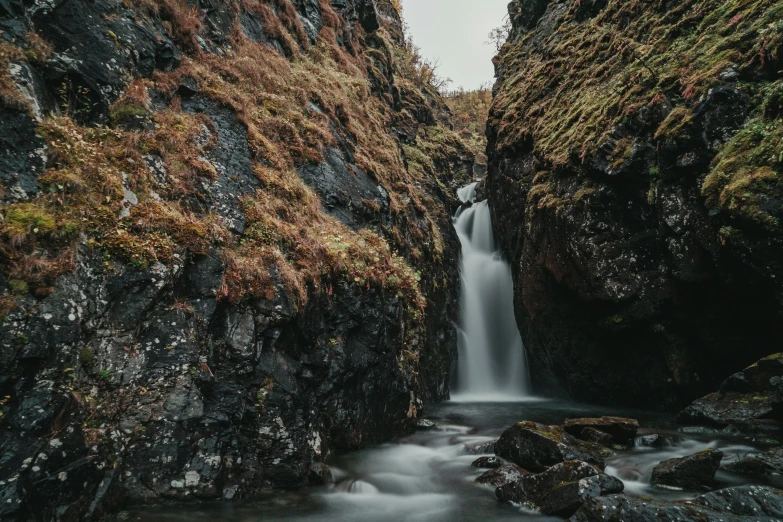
679 353 783 438
487 0 783 407
651 449 723 490
0 0 473 519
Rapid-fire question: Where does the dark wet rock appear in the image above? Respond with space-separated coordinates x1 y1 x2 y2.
0 106 47 201
180 96 260 234
496 460 601 504
723 447 783 478
475 464 528 488
744 354 783 392
508 0 551 33
679 392 778 427
720 372 752 394
634 434 680 448
564 417 639 445
578 427 614 447
416 419 437 430
570 485 783 522
539 473 624 517
297 146 390 231
464 440 497 455
678 353 783 435
495 422 609 472
308 463 334 485
472 456 503 469
651 449 723 490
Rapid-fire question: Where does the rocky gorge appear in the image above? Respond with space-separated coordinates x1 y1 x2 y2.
2 0 783 520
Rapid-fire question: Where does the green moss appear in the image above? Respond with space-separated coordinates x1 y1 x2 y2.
703 114 783 233
7 280 28 296
109 100 147 124
3 203 57 237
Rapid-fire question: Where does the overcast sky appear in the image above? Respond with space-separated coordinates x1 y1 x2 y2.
400 0 510 91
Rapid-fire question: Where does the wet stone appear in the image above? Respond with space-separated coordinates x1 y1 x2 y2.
471 456 503 469
475 464 528 488
494 421 607 472
651 449 723 490
464 440 496 455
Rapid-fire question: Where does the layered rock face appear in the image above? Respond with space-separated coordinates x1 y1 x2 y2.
487 0 783 407
0 0 473 519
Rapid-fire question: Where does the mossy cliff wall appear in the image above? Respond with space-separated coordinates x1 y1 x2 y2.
487 0 783 408
0 0 473 519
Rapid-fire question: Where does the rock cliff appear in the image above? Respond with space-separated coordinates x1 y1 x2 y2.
0 0 472 519
487 0 783 407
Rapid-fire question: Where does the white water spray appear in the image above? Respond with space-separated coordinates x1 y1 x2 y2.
451 182 530 401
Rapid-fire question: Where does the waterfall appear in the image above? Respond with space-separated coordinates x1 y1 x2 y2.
452 182 530 401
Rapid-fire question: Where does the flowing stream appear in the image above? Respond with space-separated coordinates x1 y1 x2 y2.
129 400 774 522
452 182 529 401
128 185 778 521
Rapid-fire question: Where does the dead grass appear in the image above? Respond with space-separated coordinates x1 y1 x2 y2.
0 0 468 330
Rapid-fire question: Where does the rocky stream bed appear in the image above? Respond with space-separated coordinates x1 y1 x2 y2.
122 352 783 522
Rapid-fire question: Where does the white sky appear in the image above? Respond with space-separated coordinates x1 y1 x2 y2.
400 0 510 91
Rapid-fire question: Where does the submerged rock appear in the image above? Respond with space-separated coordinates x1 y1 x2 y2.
570 485 783 521
495 421 609 472
651 449 723 490
475 465 528 488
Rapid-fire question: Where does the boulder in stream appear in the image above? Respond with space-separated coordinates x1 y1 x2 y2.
539 473 624 517
475 464 528 488
678 353 783 437
495 421 609 472
496 460 600 503
651 448 723 490
723 447 783 478
570 485 783 522
564 417 639 445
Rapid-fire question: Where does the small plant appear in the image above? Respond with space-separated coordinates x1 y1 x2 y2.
99 369 112 381
79 347 96 365
8 280 28 296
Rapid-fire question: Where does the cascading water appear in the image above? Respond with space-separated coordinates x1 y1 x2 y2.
452 182 530 401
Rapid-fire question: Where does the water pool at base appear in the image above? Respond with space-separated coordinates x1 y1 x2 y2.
126 398 778 522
